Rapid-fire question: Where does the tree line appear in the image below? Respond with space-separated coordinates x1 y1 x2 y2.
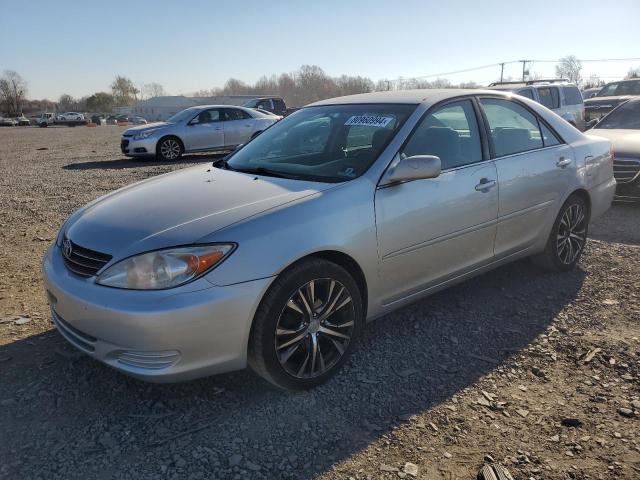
2 60 640 115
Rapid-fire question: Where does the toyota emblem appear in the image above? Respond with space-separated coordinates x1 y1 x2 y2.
62 238 73 258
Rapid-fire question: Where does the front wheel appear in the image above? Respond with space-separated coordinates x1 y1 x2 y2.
533 194 589 272
248 259 363 390
156 137 183 161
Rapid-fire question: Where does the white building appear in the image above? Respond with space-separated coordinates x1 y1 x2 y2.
131 95 265 121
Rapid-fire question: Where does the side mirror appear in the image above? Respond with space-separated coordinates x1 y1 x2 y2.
381 154 441 185
585 118 598 129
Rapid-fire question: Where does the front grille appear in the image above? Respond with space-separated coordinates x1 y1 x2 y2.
613 158 640 184
62 239 112 277
52 310 96 353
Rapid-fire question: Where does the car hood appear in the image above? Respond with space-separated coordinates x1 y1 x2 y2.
65 165 335 260
586 129 640 156
584 96 633 109
123 122 171 134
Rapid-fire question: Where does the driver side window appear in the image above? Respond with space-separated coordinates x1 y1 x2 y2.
401 99 483 170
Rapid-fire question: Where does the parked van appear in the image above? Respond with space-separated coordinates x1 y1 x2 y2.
488 79 585 130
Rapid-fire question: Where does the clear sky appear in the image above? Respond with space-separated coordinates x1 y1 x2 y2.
2 0 639 100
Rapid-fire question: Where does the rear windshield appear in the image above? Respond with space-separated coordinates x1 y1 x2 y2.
227 104 415 182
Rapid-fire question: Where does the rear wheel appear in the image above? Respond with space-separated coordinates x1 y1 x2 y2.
156 136 183 161
248 259 363 390
533 194 589 272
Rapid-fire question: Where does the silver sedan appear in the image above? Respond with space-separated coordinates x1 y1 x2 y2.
120 105 279 160
44 89 615 390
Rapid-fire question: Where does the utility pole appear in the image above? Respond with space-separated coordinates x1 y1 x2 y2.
519 60 529 81
499 63 505 82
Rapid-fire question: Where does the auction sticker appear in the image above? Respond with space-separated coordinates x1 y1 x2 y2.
344 115 393 128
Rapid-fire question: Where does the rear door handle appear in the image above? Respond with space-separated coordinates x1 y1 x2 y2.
556 157 572 168
475 178 496 192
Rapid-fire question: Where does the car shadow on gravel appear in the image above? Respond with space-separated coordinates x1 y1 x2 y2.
62 153 227 170
0 259 586 479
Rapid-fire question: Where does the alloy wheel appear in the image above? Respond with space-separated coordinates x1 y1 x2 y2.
556 202 586 265
275 278 355 379
160 139 181 160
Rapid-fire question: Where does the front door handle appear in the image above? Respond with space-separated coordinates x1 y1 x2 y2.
475 178 496 192
556 157 572 168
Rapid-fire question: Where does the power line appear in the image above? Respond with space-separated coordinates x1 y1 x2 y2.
386 57 640 85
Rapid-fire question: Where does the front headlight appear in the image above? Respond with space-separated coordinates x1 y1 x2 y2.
132 129 156 140
96 244 235 290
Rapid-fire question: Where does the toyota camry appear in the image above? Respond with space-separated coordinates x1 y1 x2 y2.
43 89 615 390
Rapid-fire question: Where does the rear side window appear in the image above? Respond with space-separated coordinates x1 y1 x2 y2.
516 88 535 100
225 108 251 121
402 99 482 170
563 86 583 105
537 87 560 109
480 98 543 157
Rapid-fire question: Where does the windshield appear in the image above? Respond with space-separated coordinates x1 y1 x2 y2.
595 100 640 129
226 104 415 182
167 107 198 123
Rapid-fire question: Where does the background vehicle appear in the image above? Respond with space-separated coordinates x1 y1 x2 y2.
15 114 30 126
587 97 640 202
90 114 107 125
120 105 279 160
488 79 585 130
58 112 85 121
129 115 147 125
106 115 119 125
581 87 602 99
0 117 18 126
242 96 290 116
38 112 88 127
584 79 640 122
47 90 615 390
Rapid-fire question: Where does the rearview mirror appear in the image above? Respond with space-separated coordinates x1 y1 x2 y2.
381 154 441 185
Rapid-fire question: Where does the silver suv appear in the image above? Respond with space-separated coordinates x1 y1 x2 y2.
489 80 585 130
121 105 279 161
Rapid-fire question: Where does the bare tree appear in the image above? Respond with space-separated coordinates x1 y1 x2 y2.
58 94 75 111
142 82 166 99
626 67 640 79
555 55 582 84
0 70 28 115
111 75 139 105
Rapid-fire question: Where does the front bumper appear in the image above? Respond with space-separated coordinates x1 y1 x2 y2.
120 136 157 157
43 245 273 382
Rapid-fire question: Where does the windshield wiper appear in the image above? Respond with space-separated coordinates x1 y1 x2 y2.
231 166 302 180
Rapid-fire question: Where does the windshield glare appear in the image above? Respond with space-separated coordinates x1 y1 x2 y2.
227 104 415 182
167 108 198 123
595 101 640 129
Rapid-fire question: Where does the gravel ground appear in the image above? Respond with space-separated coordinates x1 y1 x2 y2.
0 126 638 480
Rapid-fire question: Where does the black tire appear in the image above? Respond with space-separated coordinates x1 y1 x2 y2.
39 123 47 128
156 136 183 161
248 258 363 390
533 194 589 272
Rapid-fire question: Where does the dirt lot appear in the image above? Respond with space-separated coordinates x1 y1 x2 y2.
0 126 638 480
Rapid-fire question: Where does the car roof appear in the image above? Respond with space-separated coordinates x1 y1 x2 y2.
309 89 512 106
